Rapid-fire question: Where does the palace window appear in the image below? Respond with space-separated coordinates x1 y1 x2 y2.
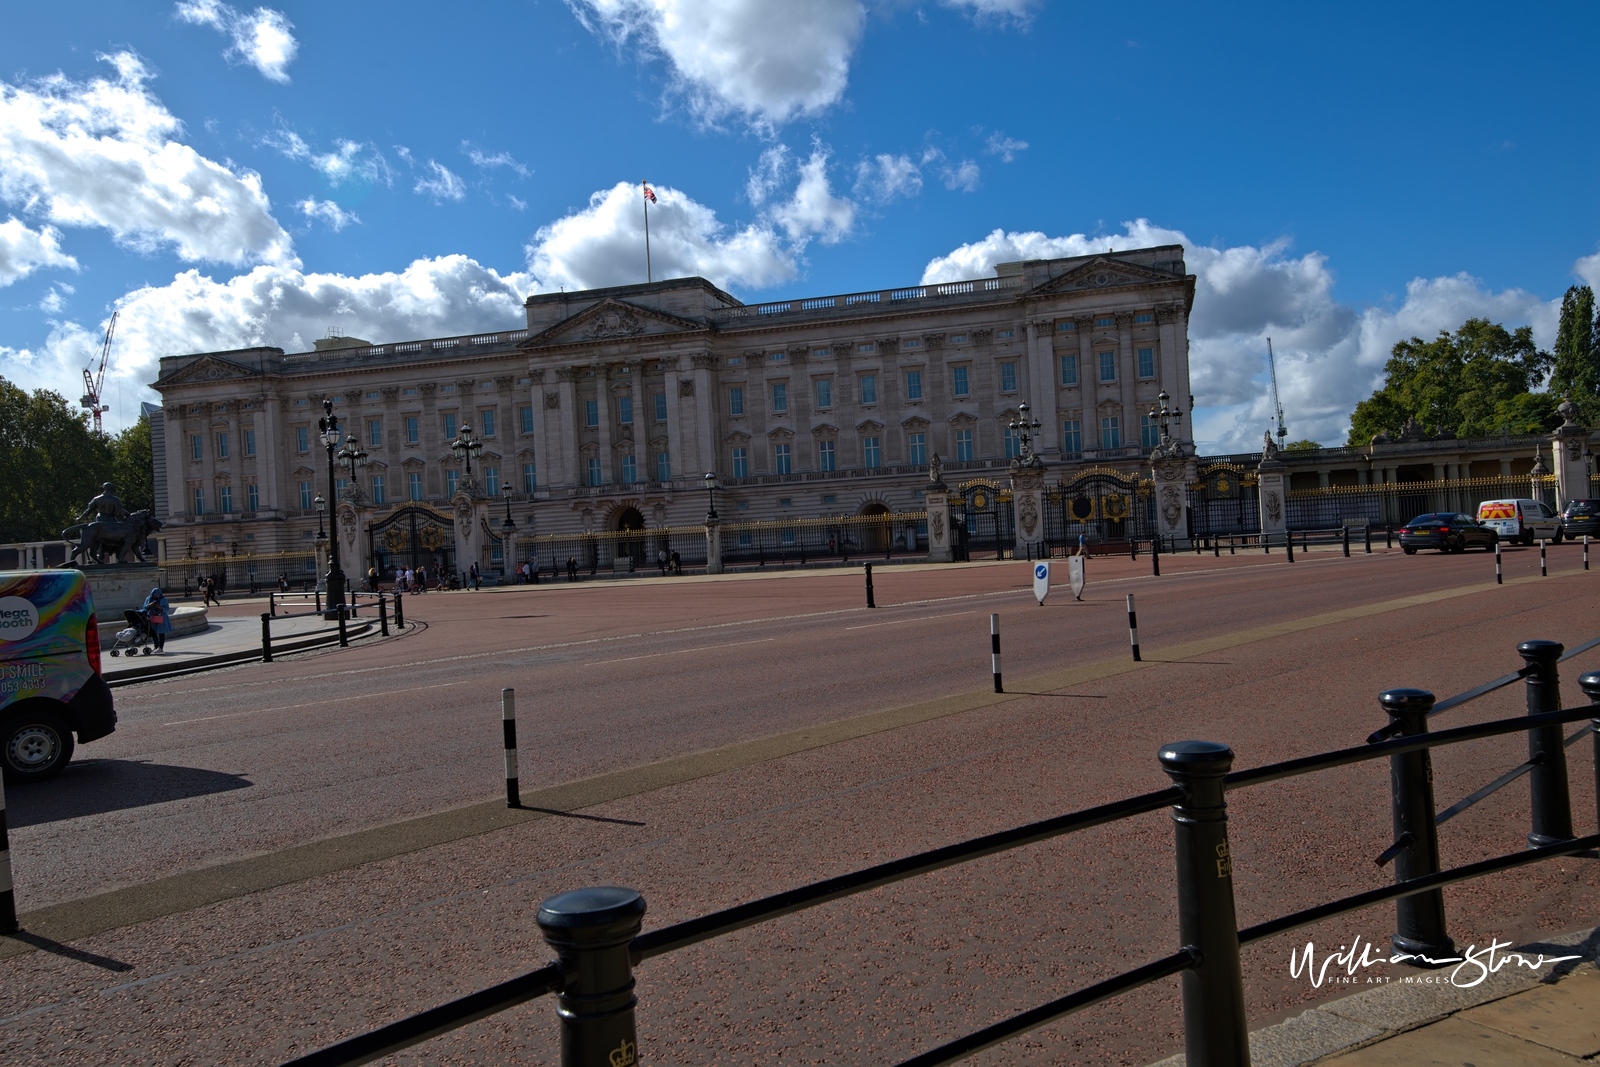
587 458 602 486
1061 354 1078 386
481 409 496 437
1099 351 1117 382
905 370 923 401
729 387 744 416
902 338 921 349
191 434 203 461
860 374 877 405
336 478 348 501
1142 414 1161 448
858 343 875 353
731 447 748 478
296 426 310 452
299 481 312 509
194 487 205 515
585 400 599 428
1137 347 1155 378
367 391 381 399
523 463 537 492
1134 313 1153 323
406 416 420 444
618 396 633 424
863 436 881 469
818 440 836 471
1101 416 1121 449
1062 419 1082 454
815 379 832 408
368 419 382 447
371 475 386 505
950 334 968 344
520 406 534 433
908 432 926 466
409 472 423 501
448 470 460 496
997 329 1014 339
774 442 792 474
247 483 259 511
771 382 788 413
217 432 229 459
654 392 667 421
485 466 500 496
656 451 671 482
219 486 233 513
813 347 830 358
951 366 970 398
1095 316 1115 327
1004 425 1021 459
955 428 973 462
621 454 637 483
443 412 457 438
1057 321 1075 331
999 362 1017 393
244 429 256 456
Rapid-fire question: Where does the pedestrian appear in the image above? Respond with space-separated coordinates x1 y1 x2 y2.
367 565 379 592
202 576 220 607
1076 532 1087 557
469 561 481 590
417 565 428 592
657 548 667 575
567 556 578 581
828 535 837 555
670 549 681 575
143 586 173 653
278 572 289 593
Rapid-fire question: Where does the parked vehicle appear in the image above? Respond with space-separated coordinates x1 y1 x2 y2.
1 570 117 782
1477 498 1562 545
1559 499 1600 539
1399 513 1499 554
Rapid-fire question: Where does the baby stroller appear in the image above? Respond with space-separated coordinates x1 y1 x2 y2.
108 607 158 657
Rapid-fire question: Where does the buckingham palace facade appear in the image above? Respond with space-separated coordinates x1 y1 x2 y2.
149 245 1197 568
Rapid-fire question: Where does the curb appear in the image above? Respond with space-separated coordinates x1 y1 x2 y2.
1148 926 1598 1066
103 618 388 687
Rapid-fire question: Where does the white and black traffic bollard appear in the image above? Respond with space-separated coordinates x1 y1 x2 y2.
990 614 1003 694
1585 535 1590 571
1127 593 1142 662
0 773 15 933
502 688 521 808
1495 541 1502 585
1541 538 1547 577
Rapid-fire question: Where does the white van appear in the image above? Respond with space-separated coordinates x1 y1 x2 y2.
1477 499 1562 545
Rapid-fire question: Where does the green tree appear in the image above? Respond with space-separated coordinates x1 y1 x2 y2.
1347 318 1558 445
0 376 115 543
1282 439 1322 451
1550 285 1599 421
110 414 154 514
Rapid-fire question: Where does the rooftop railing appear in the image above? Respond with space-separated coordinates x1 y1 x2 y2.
712 275 1028 322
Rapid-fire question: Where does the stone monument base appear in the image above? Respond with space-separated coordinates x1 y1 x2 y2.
77 564 169 617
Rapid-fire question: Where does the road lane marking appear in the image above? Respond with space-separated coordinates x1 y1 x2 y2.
845 610 976 630
589 637 776 665
161 681 469 726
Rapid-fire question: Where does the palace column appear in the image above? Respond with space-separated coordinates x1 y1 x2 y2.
1116 314 1137 451
1076 317 1097 449
690 353 720 477
665 356 688 484
593 364 614 484
555 368 582 488
1026 319 1059 456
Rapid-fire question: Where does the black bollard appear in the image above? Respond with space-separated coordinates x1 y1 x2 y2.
269 591 276 617
1518 641 1574 846
1152 535 1161 577
1229 536 1235 555
1495 541 1503 584
1386 523 1393 548
502 688 520 808
337 602 349 648
1343 526 1351 557
1379 689 1455 963
1578 673 1600 838
1540 538 1547 576
1365 525 1372 554
1158 741 1249 1067
1262 532 1270 555
378 592 389 636
1286 532 1295 562
1130 538 1137 560
394 589 405 629
537 887 646 1067
0 772 17 933
864 562 876 609
1213 536 1219 558
260 612 273 663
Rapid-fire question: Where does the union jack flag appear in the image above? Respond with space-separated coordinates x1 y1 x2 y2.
642 184 657 203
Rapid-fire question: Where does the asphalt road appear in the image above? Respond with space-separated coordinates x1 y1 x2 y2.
1 542 1596 1066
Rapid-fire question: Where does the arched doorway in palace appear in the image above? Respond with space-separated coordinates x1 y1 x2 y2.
857 501 891 552
614 507 646 569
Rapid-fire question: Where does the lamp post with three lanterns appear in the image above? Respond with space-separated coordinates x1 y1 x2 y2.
317 398 368 620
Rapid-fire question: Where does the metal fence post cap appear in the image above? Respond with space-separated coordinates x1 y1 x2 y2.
538 886 646 941
1158 740 1234 777
1379 688 1436 717
1578 672 1600 698
1517 639 1564 662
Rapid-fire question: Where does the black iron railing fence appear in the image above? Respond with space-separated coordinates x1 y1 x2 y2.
282 642 1600 1067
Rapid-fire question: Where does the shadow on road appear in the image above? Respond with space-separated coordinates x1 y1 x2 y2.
6 759 253 828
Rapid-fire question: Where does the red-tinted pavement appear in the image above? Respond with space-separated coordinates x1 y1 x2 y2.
0 542 1596 1066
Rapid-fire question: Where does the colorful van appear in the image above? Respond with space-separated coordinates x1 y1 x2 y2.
1477 498 1562 546
1 570 116 782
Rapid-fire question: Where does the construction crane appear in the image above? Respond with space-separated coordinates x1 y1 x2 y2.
81 310 115 435
1266 336 1287 446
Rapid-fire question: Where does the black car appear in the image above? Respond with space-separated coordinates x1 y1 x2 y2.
1399 513 1498 554
1560 499 1600 538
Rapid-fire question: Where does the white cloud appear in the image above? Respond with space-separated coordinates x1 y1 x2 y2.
942 159 981 192
508 195 528 212
464 143 530 178
0 218 77 287
297 198 358 231
923 220 1569 451
983 131 1028 162
572 0 867 129
768 148 854 244
415 160 466 202
38 283 72 314
941 0 1040 24
312 139 391 188
0 52 297 268
853 153 922 203
525 179 795 292
745 144 790 206
0 256 533 417
175 1 299 83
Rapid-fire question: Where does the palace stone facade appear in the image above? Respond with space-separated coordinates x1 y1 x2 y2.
149 246 1197 569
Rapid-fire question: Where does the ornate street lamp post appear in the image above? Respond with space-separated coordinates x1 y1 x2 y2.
501 483 516 576
317 398 366 617
703 471 719 521
1147 389 1185 444
1008 401 1043 463
449 424 484 490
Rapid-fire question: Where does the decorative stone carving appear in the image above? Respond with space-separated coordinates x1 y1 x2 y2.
380 387 399 402
1018 494 1039 537
556 368 584 383
1263 491 1282 524
419 382 437 396
931 510 945 542
787 346 809 362
494 376 515 390
691 353 720 370
344 390 363 405
924 333 945 350
455 379 476 393
584 308 644 340
679 379 695 397
1115 313 1134 328
877 338 899 354
307 392 326 404
545 392 561 409
928 452 944 489
1160 484 1184 528
971 328 992 344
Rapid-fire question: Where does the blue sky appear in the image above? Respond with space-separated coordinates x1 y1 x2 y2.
2 0 1597 451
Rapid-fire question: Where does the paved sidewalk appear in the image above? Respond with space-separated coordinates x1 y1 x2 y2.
111 610 334 664
1152 930 1599 1066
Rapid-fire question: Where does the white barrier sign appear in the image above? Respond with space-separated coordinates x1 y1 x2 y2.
1032 561 1050 605
1067 556 1086 600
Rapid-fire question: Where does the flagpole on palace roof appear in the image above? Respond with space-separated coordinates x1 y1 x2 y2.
642 180 653 284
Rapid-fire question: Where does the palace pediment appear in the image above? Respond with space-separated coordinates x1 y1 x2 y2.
521 298 709 349
155 353 267 388
1027 257 1181 296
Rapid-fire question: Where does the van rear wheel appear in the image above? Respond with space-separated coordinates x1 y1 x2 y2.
2 706 75 783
